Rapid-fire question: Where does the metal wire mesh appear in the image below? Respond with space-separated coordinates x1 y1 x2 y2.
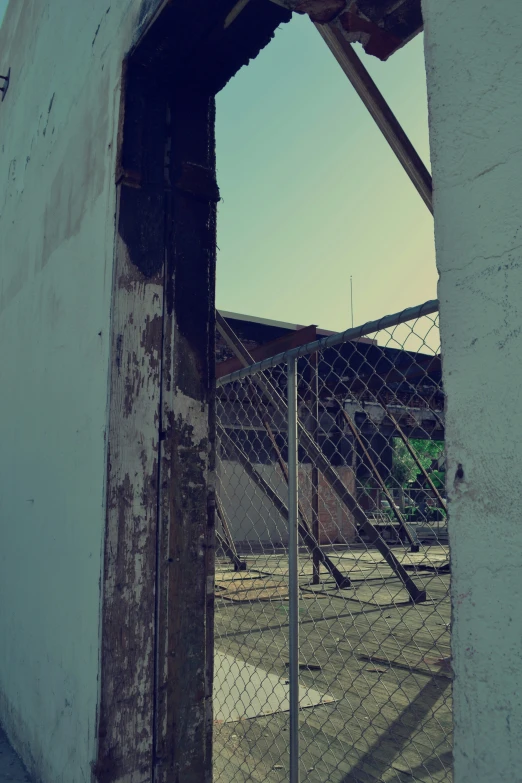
213 304 451 783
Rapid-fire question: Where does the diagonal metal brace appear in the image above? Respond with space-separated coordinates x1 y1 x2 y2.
218 423 351 588
216 312 426 603
315 23 433 214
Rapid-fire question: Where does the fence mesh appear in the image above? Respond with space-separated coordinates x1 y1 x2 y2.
213 305 451 783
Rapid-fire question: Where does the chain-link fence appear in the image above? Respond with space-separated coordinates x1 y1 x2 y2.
213 301 451 783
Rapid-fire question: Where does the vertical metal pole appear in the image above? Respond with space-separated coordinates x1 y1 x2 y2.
350 275 354 328
287 358 300 783
311 352 320 585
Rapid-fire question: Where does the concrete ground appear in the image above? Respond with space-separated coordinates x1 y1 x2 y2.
0 730 31 783
214 547 452 783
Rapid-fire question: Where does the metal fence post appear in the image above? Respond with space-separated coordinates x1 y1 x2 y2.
287 357 300 783
214 303 448 783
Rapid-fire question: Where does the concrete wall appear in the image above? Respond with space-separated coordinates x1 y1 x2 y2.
423 2 522 781
0 2 163 781
218 460 356 547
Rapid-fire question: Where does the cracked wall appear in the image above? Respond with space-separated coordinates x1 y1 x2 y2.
423 1 522 781
0 1 166 781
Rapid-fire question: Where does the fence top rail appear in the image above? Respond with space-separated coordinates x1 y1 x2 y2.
216 299 439 387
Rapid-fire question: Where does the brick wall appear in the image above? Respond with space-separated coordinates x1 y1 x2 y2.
298 464 356 545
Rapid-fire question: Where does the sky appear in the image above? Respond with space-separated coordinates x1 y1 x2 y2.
216 15 436 332
0 3 436 334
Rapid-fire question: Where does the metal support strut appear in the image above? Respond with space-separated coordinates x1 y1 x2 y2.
287 358 300 783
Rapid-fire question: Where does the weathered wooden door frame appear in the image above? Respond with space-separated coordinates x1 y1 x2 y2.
94 2 291 782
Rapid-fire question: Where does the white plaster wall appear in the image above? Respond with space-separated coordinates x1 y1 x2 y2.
0 2 164 781
422 2 522 781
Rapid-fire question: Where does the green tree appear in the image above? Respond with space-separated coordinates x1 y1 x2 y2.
389 439 445 508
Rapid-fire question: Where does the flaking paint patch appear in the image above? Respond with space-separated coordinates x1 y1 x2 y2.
172 388 210 449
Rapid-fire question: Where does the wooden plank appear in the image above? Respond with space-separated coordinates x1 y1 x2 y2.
95 66 167 781
154 87 217 783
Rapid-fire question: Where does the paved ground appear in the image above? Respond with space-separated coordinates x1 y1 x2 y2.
214 547 452 783
0 730 31 783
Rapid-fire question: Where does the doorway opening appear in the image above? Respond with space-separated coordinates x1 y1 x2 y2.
95 2 449 782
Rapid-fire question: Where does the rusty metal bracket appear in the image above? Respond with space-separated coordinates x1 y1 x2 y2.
0 68 10 102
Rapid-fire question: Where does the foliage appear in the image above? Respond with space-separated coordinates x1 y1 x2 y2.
390 439 444 489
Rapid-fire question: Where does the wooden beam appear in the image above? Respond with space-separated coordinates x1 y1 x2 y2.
315 22 433 214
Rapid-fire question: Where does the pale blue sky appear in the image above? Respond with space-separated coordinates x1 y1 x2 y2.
0 4 435 332
216 17 435 331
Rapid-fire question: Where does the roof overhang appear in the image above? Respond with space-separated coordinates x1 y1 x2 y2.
269 0 423 60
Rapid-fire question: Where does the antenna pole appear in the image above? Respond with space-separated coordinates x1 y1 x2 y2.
350 276 354 327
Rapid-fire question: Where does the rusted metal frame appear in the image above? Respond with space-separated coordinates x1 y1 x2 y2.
378 396 447 514
215 495 247 571
261 408 312 533
216 494 240 559
217 314 353 588
239 376 352 589
226 370 308 534
314 22 433 214
259 415 352 589
215 527 236 565
242 377 314 535
216 313 426 603
217 323 318 379
218 423 351 588
217 300 439 385
340 405 419 551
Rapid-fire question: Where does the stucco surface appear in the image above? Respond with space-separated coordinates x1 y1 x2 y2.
423 2 522 781
0 2 163 781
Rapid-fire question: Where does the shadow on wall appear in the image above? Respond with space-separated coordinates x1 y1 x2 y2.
0 728 33 782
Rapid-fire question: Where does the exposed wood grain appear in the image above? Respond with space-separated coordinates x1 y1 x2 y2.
96 185 165 783
154 88 217 783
